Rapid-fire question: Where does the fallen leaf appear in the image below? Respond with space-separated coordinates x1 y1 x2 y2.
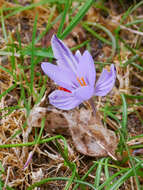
52 108 118 159
27 105 69 135
28 103 118 159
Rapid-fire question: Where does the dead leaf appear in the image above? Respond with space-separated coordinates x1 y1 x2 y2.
28 103 118 159
51 108 118 159
27 105 69 135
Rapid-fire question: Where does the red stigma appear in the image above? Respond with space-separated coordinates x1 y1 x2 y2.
58 87 72 93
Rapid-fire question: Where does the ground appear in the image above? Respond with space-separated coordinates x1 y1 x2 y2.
0 0 143 189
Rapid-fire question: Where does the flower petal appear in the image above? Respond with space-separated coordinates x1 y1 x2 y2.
49 90 82 110
51 35 78 73
73 86 94 101
77 50 96 86
75 50 82 62
95 64 116 96
41 62 78 90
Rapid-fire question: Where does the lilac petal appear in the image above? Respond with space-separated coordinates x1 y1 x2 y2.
77 50 96 86
49 90 82 110
73 85 95 101
23 151 33 170
51 35 78 73
75 50 82 62
95 64 116 96
41 62 78 90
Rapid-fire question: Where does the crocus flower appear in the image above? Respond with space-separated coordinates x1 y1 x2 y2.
41 35 116 110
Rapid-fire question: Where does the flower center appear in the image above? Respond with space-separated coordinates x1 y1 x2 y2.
77 77 87 86
58 77 87 94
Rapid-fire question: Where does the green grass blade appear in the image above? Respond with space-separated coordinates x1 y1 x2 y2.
4 0 65 19
106 162 142 190
23 47 54 58
35 84 46 104
125 19 143 26
0 8 8 42
60 0 94 39
82 23 111 45
124 94 143 99
9 37 17 81
36 118 45 143
0 135 66 148
84 22 116 61
73 162 97 190
121 94 128 138
104 158 110 189
94 158 106 188
30 14 38 94
27 177 97 190
57 0 71 36
123 55 139 67
98 168 128 190
0 106 21 119
64 164 76 190
0 83 17 100
120 5 133 24
34 5 56 45
0 65 13 77
129 0 143 15
131 62 143 71
71 40 90 51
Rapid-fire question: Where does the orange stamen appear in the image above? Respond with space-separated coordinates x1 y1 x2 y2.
77 77 84 86
81 77 86 86
77 77 87 86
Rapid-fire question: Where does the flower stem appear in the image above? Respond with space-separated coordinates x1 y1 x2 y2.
89 97 96 117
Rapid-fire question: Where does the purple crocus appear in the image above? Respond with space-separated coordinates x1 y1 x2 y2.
41 35 116 110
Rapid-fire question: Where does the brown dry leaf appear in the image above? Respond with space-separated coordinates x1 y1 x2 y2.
62 109 118 159
28 102 118 159
27 105 69 135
